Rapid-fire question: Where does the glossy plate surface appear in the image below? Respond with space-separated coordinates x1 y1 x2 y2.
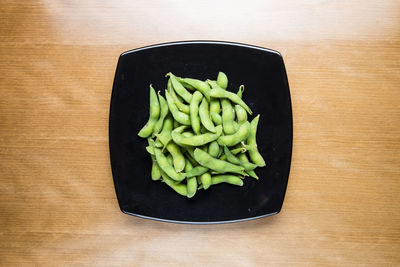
109 41 292 224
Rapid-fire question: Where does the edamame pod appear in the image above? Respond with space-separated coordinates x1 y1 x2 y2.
154 115 173 148
154 147 186 181
185 159 197 198
186 165 208 178
170 86 190 114
237 85 244 99
147 138 161 180
177 77 195 90
199 98 216 133
165 142 185 172
211 175 243 186
206 80 219 89
165 90 191 125
221 99 236 134
210 87 252 115
138 85 161 137
153 92 169 134
171 125 222 147
247 115 266 167
189 91 203 134
208 141 220 157
223 145 241 165
211 112 222 125
167 73 193 103
233 121 239 132
167 78 173 94
193 148 244 174
166 154 173 165
161 171 187 196
235 104 247 124
200 172 211 190
180 78 211 101
210 98 221 114
217 72 228 89
145 145 154 155
217 121 251 147
185 141 219 178
237 153 259 179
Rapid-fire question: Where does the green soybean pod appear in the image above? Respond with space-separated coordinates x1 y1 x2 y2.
210 98 221 114
211 112 222 125
234 104 247 124
193 148 244 174
180 78 211 101
161 171 187 196
154 147 186 181
208 141 220 157
217 121 251 147
185 141 219 178
219 146 245 161
239 141 258 152
206 79 218 88
151 161 162 181
233 121 239 132
170 86 190 114
153 92 169 134
154 114 173 148
223 145 241 165
181 131 194 137
167 73 193 103
200 172 212 190
217 72 228 89
211 175 243 186
231 146 246 154
189 91 203 135
138 85 161 138
210 96 221 125
147 138 161 180
247 115 266 167
237 153 259 179
166 153 173 165
171 125 222 147
237 85 244 99
221 99 236 134
177 77 195 90
185 159 197 198
209 87 252 115
165 142 185 172
165 90 191 125
199 98 216 133
167 78 173 94
145 145 154 155
186 165 208 178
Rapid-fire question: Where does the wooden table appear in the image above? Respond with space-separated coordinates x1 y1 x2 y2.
1 1 399 265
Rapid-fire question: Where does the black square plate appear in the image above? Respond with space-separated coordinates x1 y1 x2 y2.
109 41 292 224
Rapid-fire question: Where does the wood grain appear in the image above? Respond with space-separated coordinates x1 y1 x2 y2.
1 0 399 266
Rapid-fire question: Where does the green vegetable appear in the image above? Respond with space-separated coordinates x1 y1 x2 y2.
138 85 161 137
137 72 266 197
199 98 216 133
189 91 203 134
247 115 266 167
217 72 228 89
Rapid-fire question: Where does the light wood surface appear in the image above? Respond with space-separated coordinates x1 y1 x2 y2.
1 0 399 266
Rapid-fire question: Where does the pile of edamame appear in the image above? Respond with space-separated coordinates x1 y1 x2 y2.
138 72 266 198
